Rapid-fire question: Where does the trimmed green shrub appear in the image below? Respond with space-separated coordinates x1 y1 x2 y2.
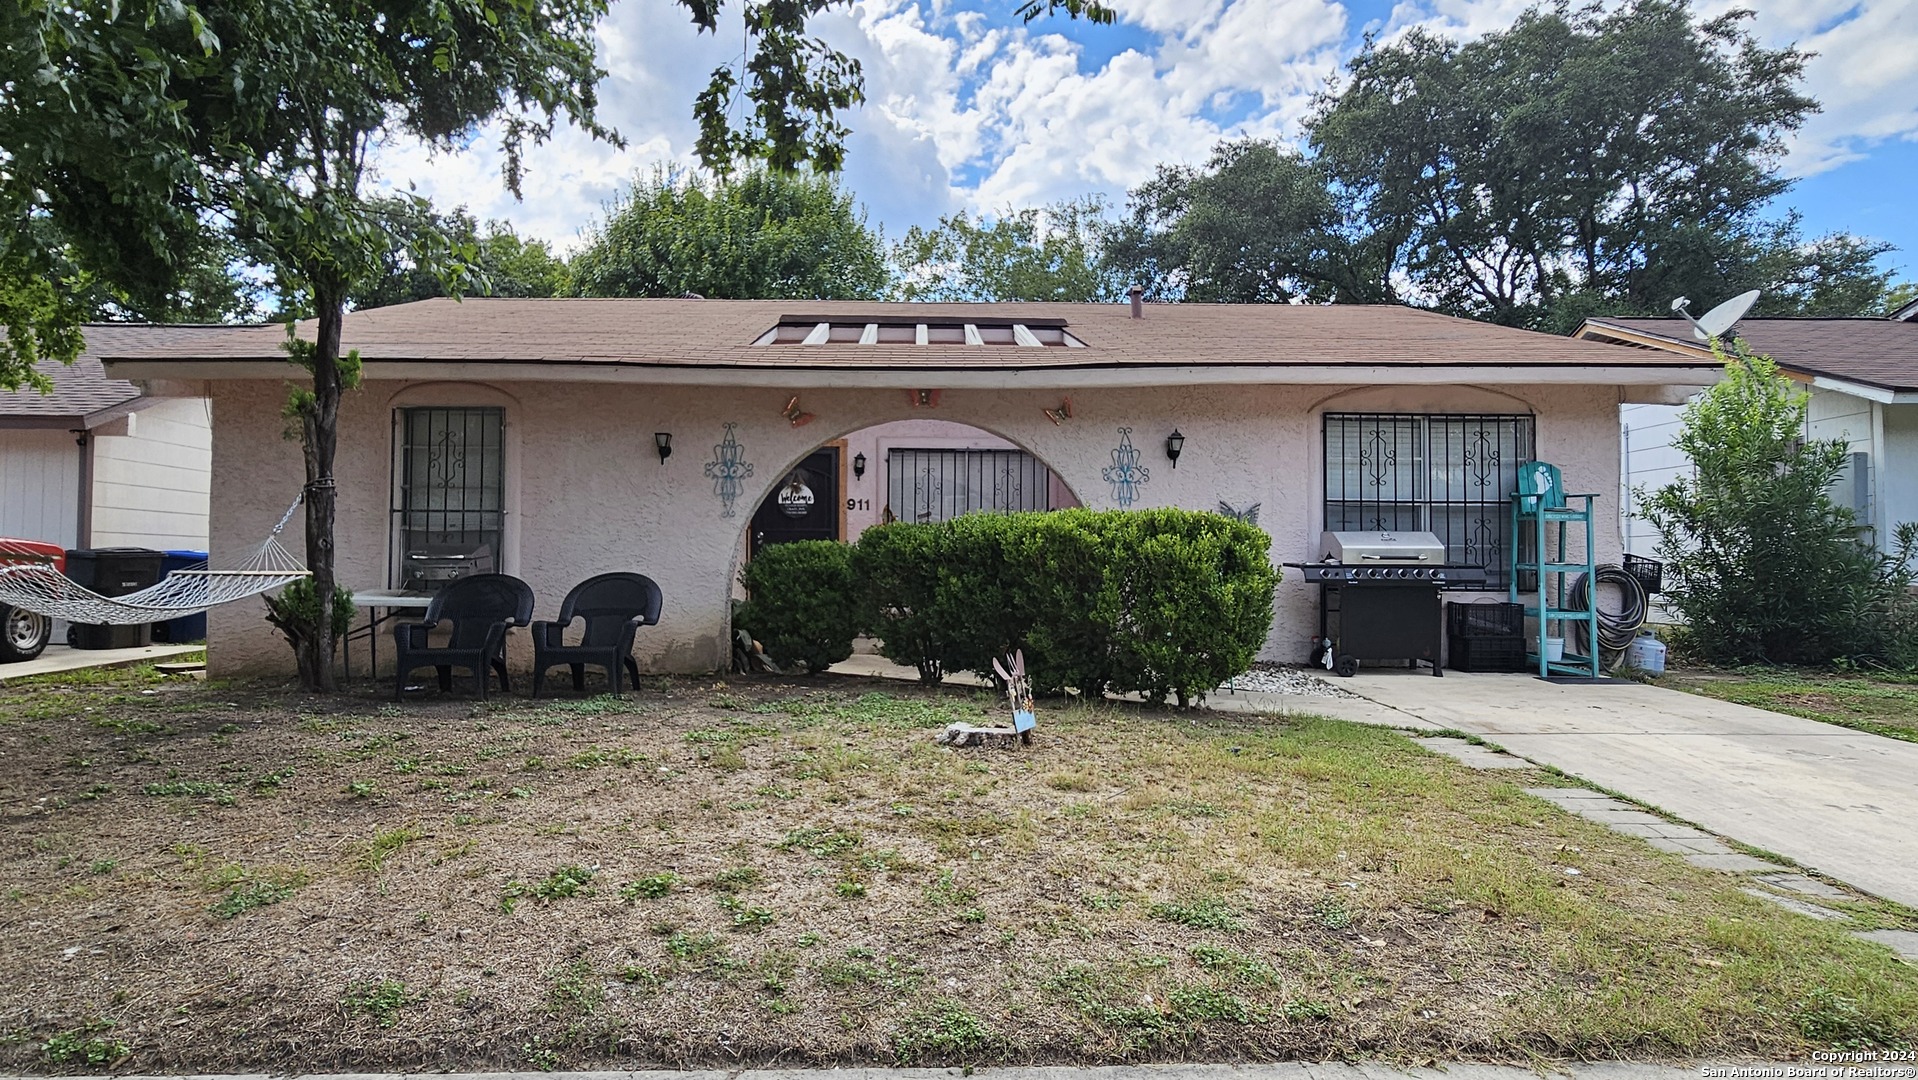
1106 509 1280 705
852 509 1277 703
735 540 858 674
849 522 953 684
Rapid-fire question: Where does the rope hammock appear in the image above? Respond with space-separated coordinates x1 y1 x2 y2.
0 496 310 625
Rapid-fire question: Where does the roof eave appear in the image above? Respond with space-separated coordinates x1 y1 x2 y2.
100 357 1727 389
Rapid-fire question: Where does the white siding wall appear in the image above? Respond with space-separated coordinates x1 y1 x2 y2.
88 398 212 550
1619 401 1689 559
0 428 81 548
1804 386 1880 538
1879 405 1918 539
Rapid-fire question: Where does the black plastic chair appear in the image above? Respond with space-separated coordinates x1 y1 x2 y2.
392 573 536 700
531 573 663 696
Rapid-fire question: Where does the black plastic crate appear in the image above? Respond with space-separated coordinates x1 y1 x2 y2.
1449 634 1527 673
1624 553 1663 595
1447 600 1524 638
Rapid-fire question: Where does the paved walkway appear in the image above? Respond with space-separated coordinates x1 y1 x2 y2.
1330 669 1918 909
0 642 202 685
829 655 1918 909
69 1062 1839 1080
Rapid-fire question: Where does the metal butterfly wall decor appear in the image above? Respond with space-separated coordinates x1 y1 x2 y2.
1218 501 1261 525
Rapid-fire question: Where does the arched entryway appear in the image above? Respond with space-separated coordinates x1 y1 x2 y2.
744 419 1083 560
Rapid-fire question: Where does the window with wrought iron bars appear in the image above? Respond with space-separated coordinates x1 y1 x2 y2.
1322 413 1535 587
886 448 1052 523
392 407 505 591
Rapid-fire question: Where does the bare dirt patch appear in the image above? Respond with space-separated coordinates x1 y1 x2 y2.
1 666 1912 1073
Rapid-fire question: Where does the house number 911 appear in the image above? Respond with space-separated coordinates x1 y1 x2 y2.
846 498 871 510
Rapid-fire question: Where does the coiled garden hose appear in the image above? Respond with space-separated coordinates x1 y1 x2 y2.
1569 564 1649 670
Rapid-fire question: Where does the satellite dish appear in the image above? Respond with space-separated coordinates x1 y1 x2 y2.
1674 290 1760 342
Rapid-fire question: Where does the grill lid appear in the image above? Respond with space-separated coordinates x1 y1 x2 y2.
1320 530 1447 564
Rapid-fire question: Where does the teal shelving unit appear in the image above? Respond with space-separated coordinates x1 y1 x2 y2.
1509 462 1600 678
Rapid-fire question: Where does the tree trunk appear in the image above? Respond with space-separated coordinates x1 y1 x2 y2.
296 291 345 691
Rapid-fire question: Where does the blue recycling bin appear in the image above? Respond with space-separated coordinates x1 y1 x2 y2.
153 550 209 644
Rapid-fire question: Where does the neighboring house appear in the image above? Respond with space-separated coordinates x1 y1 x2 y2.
0 325 216 551
1577 310 1918 556
97 298 1718 676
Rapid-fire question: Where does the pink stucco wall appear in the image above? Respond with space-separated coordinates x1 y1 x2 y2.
204 379 1625 676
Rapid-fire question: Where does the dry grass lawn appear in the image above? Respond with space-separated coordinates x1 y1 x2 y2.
1656 666 1918 743
1 661 1913 1074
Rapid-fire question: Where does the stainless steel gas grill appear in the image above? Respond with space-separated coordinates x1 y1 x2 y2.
1286 531 1489 677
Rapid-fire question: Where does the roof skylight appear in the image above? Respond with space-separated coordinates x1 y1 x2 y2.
754 318 1085 348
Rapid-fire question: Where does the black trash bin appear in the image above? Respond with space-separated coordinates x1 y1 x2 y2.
152 550 210 644
64 548 164 649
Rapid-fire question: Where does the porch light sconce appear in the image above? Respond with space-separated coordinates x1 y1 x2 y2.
654 432 673 463
852 452 867 480
781 394 816 427
1165 429 1185 469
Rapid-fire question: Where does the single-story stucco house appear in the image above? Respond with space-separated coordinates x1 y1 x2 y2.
1 325 215 551
1578 308 1918 557
96 298 1720 677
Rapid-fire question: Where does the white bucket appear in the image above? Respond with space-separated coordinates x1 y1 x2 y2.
1626 632 1667 676
1545 636 1566 662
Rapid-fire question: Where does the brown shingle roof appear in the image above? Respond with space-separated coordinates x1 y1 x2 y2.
0 324 231 423
1581 316 1918 392
96 297 1715 373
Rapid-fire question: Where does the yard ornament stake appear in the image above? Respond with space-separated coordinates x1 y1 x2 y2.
992 650 1038 742
935 649 1036 749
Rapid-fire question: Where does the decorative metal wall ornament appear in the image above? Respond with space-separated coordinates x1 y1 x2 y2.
780 395 815 427
1218 501 1261 525
907 388 942 409
704 423 755 518
1102 427 1150 508
1043 397 1073 425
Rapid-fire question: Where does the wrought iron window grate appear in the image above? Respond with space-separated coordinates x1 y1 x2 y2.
1323 413 1535 586
392 407 505 590
886 448 1052 523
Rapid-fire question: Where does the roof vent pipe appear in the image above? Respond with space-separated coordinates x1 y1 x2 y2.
1128 284 1143 319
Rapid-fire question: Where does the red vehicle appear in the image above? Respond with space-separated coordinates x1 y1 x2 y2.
0 539 62 662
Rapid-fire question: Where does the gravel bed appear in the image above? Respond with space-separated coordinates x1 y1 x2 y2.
1215 660 1356 697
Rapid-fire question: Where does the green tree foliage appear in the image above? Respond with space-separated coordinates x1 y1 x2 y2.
2 0 618 689
1644 345 1918 667
683 0 1111 173
350 196 570 310
1309 0 1834 329
1109 0 1895 327
569 168 887 300
1882 281 1918 317
892 197 1120 302
1104 141 1388 304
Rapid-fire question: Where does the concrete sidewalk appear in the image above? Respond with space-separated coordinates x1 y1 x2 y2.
65 1062 1840 1080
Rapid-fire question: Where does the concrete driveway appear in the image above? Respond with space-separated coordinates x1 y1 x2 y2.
1308 670 1918 908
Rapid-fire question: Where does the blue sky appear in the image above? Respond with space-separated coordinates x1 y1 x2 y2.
375 0 1918 287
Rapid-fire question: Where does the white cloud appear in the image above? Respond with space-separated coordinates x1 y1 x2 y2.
366 0 1911 250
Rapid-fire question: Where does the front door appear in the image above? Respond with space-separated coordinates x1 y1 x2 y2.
750 447 841 558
